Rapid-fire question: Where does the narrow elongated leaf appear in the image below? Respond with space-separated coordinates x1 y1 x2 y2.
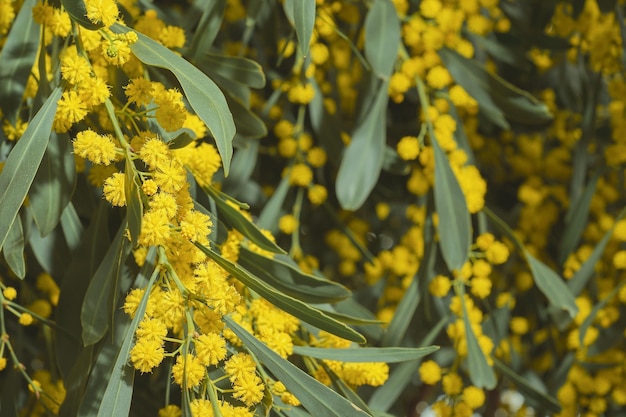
336 81 388 210
3 216 25 279
196 243 365 343
459 284 496 389
439 48 552 129
579 281 626 346
200 53 266 89
568 209 626 296
223 92 267 139
364 0 400 79
0 86 62 252
432 135 471 272
61 0 103 29
0 0 39 124
293 346 439 363
283 0 316 56
239 248 351 303
81 225 130 346
559 174 599 264
29 132 76 236
368 315 449 411
124 159 143 246
111 24 236 174
526 252 577 317
97 267 158 417
187 0 226 61
258 176 290 230
381 275 419 347
60 203 84 253
226 318 372 417
493 359 561 413
203 185 285 253
166 129 196 149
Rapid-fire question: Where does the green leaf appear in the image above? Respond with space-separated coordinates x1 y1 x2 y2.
0 86 62 252
60 203 84 253
525 251 578 317
568 209 626 296
283 0 316 56
97 266 159 417
196 243 365 343
439 48 553 129
381 275 419 347
125 158 143 246
238 247 351 303
223 92 268 139
111 24 236 175
199 53 266 89
336 80 388 210
203 185 285 253
3 215 25 279
225 317 372 417
493 359 561 413
223 138 259 190
81 224 131 346
432 132 471 272
368 315 449 411
186 0 226 61
458 284 496 389
579 281 626 347
257 176 290 230
293 346 439 363
0 0 40 124
166 129 196 149
559 174 599 265
364 0 400 79
55 202 110 378
29 132 76 237
61 0 104 29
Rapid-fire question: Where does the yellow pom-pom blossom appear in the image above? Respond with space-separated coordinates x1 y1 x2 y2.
419 360 442 384
85 0 119 27
429 274 451 297
2 287 17 300
278 214 298 234
103 172 127 207
194 333 227 366
232 373 265 406
172 354 206 388
19 313 34 326
73 129 118 165
288 163 313 187
397 136 420 160
442 373 463 395
130 337 165 373
462 386 485 409
308 184 328 205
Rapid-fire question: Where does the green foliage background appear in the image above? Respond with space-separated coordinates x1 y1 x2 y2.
0 0 626 416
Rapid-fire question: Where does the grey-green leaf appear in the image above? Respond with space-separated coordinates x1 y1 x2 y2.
203 185 284 253
460 285 496 389
238 247 351 303
125 159 143 246
196 243 365 343
186 0 226 61
336 81 388 210
559 174 599 264
364 0 400 79
283 0 316 56
0 0 40 124
0 86 62 252
111 24 236 175
199 53 266 89
293 346 439 363
257 175 290 230
29 132 76 237
3 216 25 279
97 266 158 417
432 135 471 272
226 317 372 417
439 48 553 129
526 251 578 317
493 359 561 413
81 225 130 346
